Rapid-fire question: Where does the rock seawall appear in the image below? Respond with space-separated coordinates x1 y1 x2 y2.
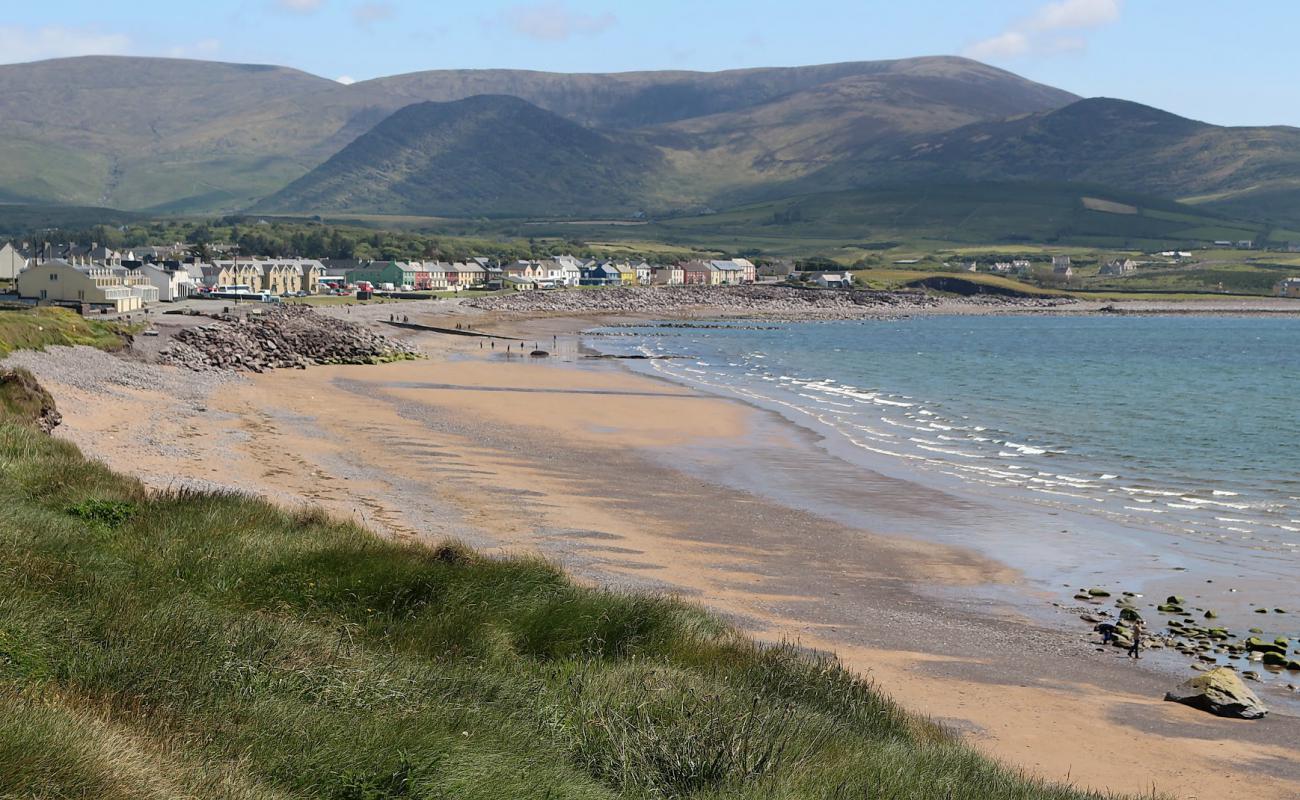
464 285 1071 318
159 306 418 372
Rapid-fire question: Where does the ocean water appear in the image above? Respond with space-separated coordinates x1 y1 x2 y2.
587 315 1300 557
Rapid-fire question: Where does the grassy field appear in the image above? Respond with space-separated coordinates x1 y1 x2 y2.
0 307 133 356
0 399 1142 799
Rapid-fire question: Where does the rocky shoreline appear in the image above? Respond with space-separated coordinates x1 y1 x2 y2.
158 305 419 372
463 285 1075 318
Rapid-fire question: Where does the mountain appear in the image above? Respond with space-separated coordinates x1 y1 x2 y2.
7 55 1300 230
0 55 1074 213
358 57 1074 130
0 56 398 212
815 98 1300 203
257 96 662 217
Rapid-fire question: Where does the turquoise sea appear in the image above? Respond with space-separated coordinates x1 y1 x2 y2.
589 315 1300 559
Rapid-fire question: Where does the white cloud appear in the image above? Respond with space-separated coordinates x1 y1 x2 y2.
336 75 357 85
965 0 1120 61
353 2 395 27
497 2 617 42
965 31 1030 60
275 0 325 12
0 25 132 64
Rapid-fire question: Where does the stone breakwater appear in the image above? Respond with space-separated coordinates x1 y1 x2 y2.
159 306 419 372
464 285 1073 318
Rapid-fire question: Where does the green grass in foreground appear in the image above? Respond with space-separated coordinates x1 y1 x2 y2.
0 307 132 357
0 418 1143 799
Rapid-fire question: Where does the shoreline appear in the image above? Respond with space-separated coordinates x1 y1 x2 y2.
7 300 1300 798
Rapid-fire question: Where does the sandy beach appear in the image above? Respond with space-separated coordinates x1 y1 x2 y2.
9 300 1300 799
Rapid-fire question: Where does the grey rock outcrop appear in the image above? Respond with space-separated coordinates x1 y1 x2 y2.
158 306 418 373
1164 667 1268 719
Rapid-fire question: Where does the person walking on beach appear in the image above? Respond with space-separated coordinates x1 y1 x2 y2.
1128 621 1143 659
1095 622 1117 645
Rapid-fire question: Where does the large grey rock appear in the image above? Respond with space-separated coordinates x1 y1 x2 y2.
1164 667 1268 719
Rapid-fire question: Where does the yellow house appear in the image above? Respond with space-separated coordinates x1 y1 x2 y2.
212 260 265 291
260 262 301 295
17 262 143 312
613 262 637 285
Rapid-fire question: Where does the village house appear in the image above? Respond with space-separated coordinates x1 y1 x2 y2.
720 258 755 283
112 263 160 304
448 262 487 288
580 263 623 286
16 261 144 313
503 260 545 281
1051 255 1073 279
680 260 718 285
348 260 419 289
259 261 302 296
1276 277 1300 298
650 264 685 285
1099 258 1139 276
140 261 199 302
810 271 853 289
0 242 26 282
211 259 265 291
709 260 745 285
503 275 539 291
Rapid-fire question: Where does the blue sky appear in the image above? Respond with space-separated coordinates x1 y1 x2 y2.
0 0 1293 127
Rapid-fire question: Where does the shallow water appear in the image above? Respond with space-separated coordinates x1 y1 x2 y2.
590 315 1300 560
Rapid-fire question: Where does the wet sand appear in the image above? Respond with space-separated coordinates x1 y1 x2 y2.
17 312 1300 799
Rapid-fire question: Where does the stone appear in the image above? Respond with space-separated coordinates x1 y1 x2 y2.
1245 637 1287 655
1157 604 1184 613
1119 607 1143 622
1261 652 1288 667
1204 610 1218 619
1164 667 1268 719
1087 587 1111 597
1166 595 1186 605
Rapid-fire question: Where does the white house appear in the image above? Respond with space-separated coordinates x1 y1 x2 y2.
141 263 199 302
811 272 853 289
1099 259 1138 276
0 242 27 281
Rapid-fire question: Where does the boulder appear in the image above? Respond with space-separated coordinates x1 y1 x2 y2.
1164 668 1268 719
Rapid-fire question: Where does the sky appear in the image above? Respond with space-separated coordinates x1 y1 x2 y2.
0 0 1294 127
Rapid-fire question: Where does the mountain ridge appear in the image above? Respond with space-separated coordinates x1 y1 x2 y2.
4 54 1300 228
257 95 662 217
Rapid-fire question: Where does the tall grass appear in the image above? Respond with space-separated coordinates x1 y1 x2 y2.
0 307 133 356
0 422 1144 799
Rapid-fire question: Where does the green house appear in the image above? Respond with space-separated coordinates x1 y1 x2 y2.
347 260 417 288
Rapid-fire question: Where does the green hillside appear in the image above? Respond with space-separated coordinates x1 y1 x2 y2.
493 183 1286 253
809 99 1300 207
258 96 663 217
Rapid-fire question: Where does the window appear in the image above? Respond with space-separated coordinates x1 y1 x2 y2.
49 272 58 281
